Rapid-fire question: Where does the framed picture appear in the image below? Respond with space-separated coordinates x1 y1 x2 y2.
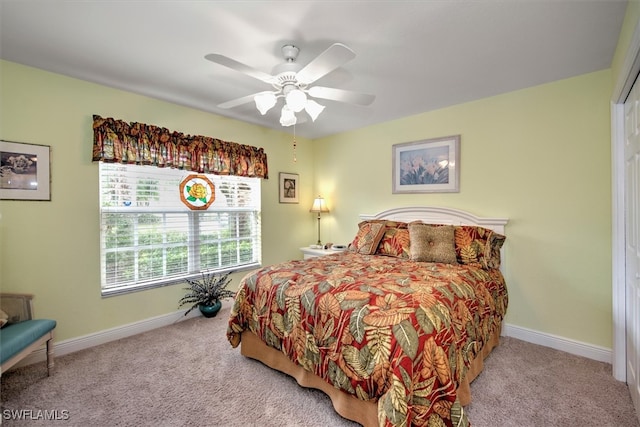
0 140 51 201
279 172 299 203
392 135 460 193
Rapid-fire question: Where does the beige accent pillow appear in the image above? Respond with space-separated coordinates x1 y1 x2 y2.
409 223 458 264
0 308 8 328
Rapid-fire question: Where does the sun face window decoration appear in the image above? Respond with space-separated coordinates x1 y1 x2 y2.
392 135 460 193
179 174 215 210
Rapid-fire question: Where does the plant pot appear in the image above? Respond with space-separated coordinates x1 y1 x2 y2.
199 300 222 318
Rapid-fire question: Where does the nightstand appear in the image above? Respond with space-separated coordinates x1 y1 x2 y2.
300 246 346 259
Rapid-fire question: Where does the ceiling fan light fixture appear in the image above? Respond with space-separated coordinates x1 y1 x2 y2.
254 92 277 115
285 88 307 113
305 100 325 122
207 42 374 129
280 105 297 127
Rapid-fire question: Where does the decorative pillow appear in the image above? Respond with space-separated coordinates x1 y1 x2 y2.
349 221 387 255
454 225 506 270
484 232 506 270
0 309 8 328
408 223 457 264
375 221 410 259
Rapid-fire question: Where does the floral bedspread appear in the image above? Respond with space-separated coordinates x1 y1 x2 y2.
227 252 508 427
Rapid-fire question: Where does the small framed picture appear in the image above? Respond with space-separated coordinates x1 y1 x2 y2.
279 172 299 203
392 135 460 193
0 140 51 201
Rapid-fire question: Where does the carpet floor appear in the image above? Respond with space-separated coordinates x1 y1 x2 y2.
1 305 638 426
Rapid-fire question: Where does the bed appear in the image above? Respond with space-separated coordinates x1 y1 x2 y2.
227 206 508 427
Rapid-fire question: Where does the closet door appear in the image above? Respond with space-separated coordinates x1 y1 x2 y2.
624 75 640 418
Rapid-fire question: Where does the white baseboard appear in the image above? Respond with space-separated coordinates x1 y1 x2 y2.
13 308 201 369
503 323 612 364
13 314 612 370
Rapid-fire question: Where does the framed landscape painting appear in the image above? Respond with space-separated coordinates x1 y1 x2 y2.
392 135 460 193
0 140 51 201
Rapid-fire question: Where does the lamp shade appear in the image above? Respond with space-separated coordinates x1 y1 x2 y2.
279 106 297 127
305 100 325 121
285 88 307 112
309 196 329 213
254 92 277 115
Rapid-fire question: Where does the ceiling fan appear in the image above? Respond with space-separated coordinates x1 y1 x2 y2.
204 43 375 127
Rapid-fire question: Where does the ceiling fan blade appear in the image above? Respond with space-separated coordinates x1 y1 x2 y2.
205 53 275 84
218 91 273 109
295 43 356 85
308 86 375 106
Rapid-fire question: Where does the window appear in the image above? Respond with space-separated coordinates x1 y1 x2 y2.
99 163 261 296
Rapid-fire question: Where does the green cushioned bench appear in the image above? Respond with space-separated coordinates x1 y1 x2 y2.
0 294 56 376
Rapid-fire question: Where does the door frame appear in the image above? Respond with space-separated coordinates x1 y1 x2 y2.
612 17 640 382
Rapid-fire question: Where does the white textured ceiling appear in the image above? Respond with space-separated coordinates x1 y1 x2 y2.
0 0 628 139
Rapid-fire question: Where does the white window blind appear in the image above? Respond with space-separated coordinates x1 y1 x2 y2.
99 163 261 296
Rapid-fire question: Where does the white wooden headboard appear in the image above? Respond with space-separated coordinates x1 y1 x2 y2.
360 206 508 235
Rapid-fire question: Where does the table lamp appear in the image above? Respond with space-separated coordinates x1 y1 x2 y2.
309 195 330 246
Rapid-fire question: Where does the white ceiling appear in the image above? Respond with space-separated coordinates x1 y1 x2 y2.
0 0 628 139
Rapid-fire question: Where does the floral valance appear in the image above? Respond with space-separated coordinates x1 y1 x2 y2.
92 115 268 179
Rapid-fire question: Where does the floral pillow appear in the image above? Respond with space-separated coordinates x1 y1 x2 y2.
375 221 410 259
484 232 506 270
454 225 505 270
349 221 387 255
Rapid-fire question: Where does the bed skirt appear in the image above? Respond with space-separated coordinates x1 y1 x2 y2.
239 324 502 427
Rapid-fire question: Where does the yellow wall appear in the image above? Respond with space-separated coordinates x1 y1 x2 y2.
0 60 315 341
0 60 614 350
313 70 613 348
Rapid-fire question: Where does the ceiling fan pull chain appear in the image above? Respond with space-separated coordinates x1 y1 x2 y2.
292 124 297 163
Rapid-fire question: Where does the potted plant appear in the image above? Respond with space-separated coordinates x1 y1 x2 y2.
178 271 235 318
